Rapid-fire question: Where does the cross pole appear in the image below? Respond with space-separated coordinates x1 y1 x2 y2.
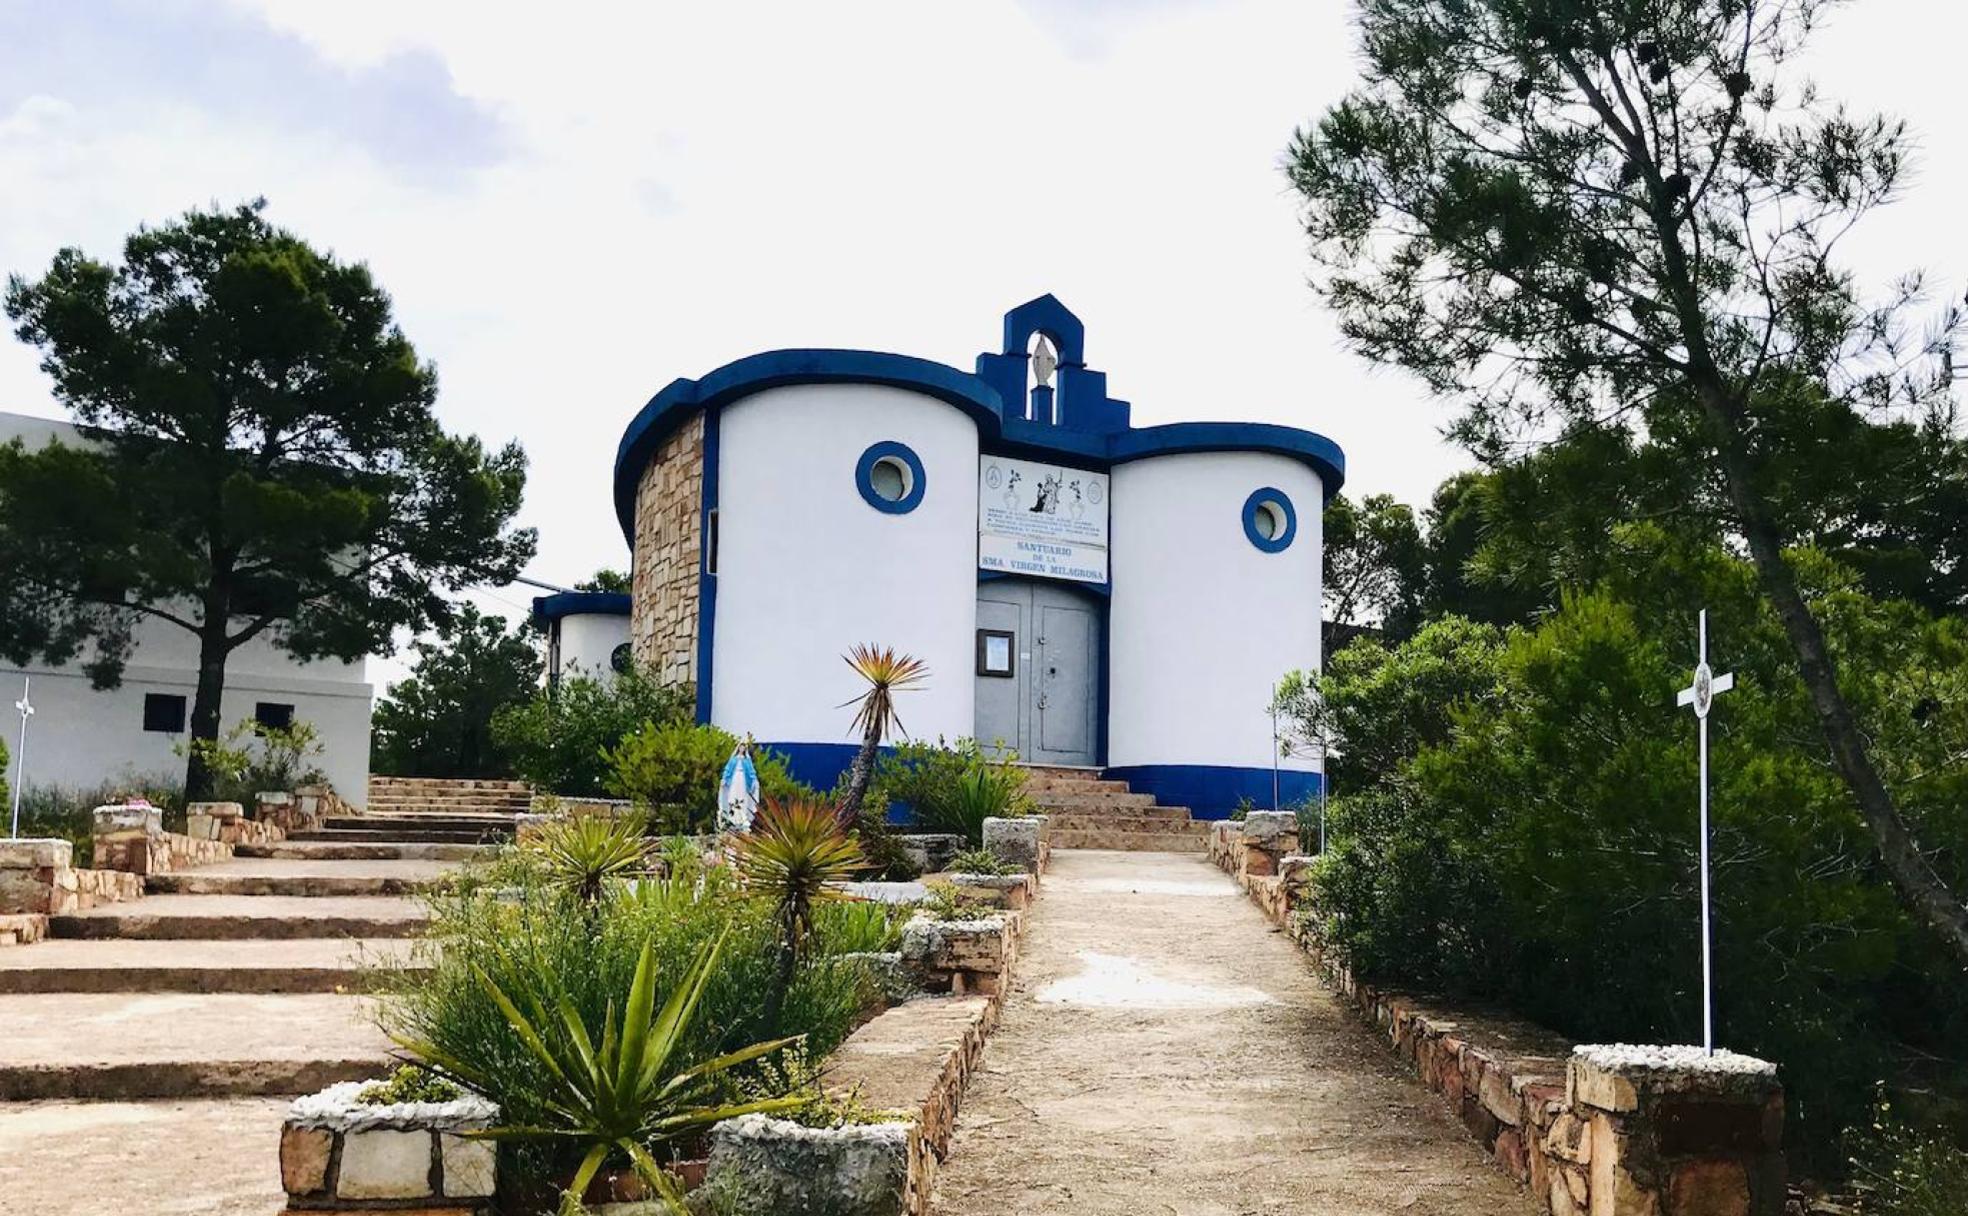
1674 610 1734 1055
10 677 33 839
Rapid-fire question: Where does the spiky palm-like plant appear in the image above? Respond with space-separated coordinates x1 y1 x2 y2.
731 797 867 1024
396 931 805 1215
833 645 928 827
528 811 650 906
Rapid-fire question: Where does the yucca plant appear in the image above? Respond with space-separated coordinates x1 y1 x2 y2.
834 645 928 827
528 811 650 906
396 931 806 1215
731 797 867 1024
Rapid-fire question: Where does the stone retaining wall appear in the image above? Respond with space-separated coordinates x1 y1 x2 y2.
94 804 233 876
1210 818 1787 1216
0 839 145 914
187 801 286 848
0 912 48 946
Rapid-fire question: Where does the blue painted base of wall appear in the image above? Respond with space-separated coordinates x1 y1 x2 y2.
1103 764 1323 821
758 741 917 825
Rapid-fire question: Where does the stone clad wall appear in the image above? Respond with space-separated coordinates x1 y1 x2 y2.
630 410 705 687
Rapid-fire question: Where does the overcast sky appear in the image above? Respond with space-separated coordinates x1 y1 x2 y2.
3 0 1960 690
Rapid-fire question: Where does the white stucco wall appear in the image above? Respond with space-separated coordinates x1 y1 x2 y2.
1107 451 1324 773
709 384 979 747
1 630 373 804
554 612 631 681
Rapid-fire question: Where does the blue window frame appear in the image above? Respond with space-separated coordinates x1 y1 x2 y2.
1242 487 1297 553
855 441 927 514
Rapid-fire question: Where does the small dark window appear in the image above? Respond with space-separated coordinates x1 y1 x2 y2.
143 693 187 733
705 508 720 575
254 701 295 731
610 643 634 675
976 629 1015 677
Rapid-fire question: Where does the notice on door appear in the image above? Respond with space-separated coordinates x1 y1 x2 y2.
977 456 1109 585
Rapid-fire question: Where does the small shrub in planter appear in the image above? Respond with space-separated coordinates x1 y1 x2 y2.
873 737 1033 846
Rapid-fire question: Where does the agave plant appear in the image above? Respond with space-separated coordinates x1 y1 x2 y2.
731 797 867 1023
396 931 806 1215
528 811 650 905
834 645 928 826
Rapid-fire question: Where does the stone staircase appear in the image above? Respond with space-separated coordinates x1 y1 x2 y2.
1020 765 1210 852
366 774 534 817
0 829 481 1098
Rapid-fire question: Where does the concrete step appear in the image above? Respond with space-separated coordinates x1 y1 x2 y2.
50 893 430 940
146 858 452 898
1029 792 1161 812
235 840 494 862
1047 826 1210 852
0 937 422 993
326 814 518 830
1044 807 1197 828
291 827 505 844
0 1098 293 1213
0 992 392 1099
1019 776 1131 794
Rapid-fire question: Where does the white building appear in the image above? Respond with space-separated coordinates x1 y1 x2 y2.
611 296 1347 817
530 592 632 687
0 412 373 804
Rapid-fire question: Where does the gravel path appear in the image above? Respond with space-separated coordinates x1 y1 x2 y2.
931 850 1536 1216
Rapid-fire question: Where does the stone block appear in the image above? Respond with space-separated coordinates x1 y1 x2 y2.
1240 810 1297 847
1480 1062 1523 1126
0 839 71 870
440 1133 497 1197
280 1125 333 1196
1545 1111 1591 1164
707 1114 910 1216
1572 1055 1640 1113
92 804 162 837
337 1128 434 1200
981 817 1041 873
187 801 244 821
1667 1160 1750 1216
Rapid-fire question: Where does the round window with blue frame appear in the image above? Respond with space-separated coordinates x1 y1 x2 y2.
856 441 927 514
1242 487 1296 552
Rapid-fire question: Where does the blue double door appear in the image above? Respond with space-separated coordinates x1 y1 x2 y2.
974 579 1100 767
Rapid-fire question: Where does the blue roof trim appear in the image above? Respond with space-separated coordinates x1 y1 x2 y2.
531 592 632 624
613 350 1006 539
611 303 1348 544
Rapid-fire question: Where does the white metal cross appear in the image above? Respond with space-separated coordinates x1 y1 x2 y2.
1675 610 1734 1055
10 677 32 839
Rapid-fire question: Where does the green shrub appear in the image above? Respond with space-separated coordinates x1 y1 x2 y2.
873 737 1032 845
811 900 906 954
603 722 811 834
375 858 870 1194
1294 539 1968 1171
401 932 806 1213
1844 1085 1968 1215
179 718 326 804
947 847 1016 876
492 667 694 798
357 1064 461 1107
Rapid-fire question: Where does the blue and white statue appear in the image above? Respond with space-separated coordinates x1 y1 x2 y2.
717 734 760 834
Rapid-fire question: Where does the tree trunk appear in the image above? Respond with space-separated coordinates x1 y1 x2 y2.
1699 384 1968 967
834 720 883 829
183 624 230 803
